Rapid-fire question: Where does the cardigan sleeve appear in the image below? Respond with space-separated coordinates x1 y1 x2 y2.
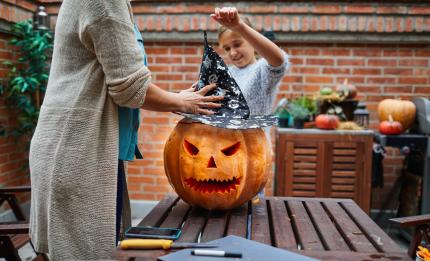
81 17 151 108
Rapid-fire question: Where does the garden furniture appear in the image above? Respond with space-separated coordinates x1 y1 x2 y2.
390 214 430 259
115 194 408 260
275 128 373 213
0 186 47 261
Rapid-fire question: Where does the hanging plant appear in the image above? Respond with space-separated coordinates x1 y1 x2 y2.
0 19 53 137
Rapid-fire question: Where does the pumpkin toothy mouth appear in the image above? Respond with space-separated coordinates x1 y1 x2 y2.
184 177 241 193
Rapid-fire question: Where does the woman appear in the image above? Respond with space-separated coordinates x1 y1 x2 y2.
29 0 222 260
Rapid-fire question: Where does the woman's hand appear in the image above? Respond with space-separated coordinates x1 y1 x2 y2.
211 7 242 31
178 81 198 95
178 83 224 115
140 83 223 114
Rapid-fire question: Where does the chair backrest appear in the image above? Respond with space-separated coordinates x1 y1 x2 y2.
0 186 31 260
0 186 31 221
390 214 430 259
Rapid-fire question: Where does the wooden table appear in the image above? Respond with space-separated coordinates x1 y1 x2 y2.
115 194 409 261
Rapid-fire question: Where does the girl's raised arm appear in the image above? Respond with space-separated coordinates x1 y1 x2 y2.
211 7 285 67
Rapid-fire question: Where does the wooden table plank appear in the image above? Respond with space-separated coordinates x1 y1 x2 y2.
304 201 350 251
268 197 297 249
251 199 271 245
0 186 31 193
295 250 410 261
287 200 324 251
390 214 430 227
137 194 179 227
226 204 248 238
269 196 352 203
0 223 29 234
176 207 208 243
200 210 229 242
116 249 168 261
323 201 376 252
160 200 190 228
342 201 401 253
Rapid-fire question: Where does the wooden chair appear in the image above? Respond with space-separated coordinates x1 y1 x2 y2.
390 214 430 259
0 186 47 261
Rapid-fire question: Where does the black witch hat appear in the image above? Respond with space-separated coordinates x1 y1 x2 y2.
180 32 277 129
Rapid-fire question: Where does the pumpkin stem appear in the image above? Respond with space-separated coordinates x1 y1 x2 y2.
388 115 394 122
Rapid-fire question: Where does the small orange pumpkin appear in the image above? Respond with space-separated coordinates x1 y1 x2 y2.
377 99 416 131
379 115 403 135
315 114 340 130
164 119 271 210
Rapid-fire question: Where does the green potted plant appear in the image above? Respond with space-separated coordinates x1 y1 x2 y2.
0 19 53 138
291 96 317 121
287 103 310 129
274 97 291 128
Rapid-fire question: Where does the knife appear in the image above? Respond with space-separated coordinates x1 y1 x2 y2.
119 239 217 250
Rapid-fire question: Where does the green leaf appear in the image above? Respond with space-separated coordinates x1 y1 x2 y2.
0 19 53 138
2 61 13 66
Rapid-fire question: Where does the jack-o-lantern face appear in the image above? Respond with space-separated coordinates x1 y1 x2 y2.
181 134 244 196
164 120 271 210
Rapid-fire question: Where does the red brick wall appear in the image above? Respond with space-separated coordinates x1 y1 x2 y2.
0 44 31 189
0 1 35 208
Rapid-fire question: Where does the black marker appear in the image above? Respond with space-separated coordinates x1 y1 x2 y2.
191 249 242 258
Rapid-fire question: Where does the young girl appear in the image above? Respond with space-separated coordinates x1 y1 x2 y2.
212 7 290 198
211 7 290 139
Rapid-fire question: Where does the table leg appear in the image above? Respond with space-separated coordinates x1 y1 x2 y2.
421 137 430 214
0 235 22 261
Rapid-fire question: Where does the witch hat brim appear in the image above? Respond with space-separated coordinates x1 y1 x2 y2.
180 113 278 129
179 31 277 129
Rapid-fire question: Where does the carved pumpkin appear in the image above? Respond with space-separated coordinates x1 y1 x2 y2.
377 99 416 131
379 115 403 135
315 114 340 130
163 120 271 210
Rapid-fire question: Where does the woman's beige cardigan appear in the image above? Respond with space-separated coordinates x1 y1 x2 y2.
29 0 151 259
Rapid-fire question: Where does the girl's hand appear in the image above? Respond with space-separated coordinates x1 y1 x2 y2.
178 83 224 115
211 7 242 31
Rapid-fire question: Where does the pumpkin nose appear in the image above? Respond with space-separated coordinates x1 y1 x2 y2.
207 156 217 168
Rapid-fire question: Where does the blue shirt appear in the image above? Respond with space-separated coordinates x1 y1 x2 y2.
118 24 147 161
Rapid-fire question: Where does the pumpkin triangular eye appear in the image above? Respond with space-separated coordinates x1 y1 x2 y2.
221 142 240 156
184 139 199 155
